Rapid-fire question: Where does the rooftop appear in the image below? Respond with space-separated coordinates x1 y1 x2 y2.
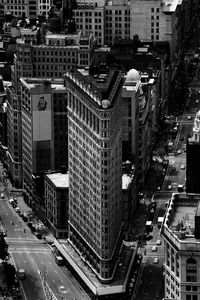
162 193 200 246
20 78 65 90
65 67 124 109
46 172 69 188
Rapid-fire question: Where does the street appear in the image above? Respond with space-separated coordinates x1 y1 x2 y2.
134 87 200 300
0 162 90 300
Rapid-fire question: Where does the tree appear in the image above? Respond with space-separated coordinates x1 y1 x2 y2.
0 233 8 261
3 263 16 288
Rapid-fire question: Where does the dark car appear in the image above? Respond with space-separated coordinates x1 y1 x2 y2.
144 234 153 241
27 222 33 228
35 232 42 239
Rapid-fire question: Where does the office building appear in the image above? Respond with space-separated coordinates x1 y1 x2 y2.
72 0 130 46
161 192 200 300
45 171 69 238
19 78 67 209
122 68 160 190
186 110 200 193
6 28 95 188
65 67 124 282
130 0 195 62
2 0 52 20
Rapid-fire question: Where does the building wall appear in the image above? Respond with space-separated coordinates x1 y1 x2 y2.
186 142 200 193
20 78 68 206
130 1 166 42
65 69 124 281
8 30 95 188
3 0 51 19
45 174 68 239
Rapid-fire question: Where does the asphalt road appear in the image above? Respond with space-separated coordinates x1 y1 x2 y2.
134 91 200 300
0 164 90 300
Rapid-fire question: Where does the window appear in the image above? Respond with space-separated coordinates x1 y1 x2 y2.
186 258 197 282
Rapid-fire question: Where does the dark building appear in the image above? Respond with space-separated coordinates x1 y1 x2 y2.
186 111 200 193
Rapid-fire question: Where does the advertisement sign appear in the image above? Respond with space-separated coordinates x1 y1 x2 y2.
32 94 52 141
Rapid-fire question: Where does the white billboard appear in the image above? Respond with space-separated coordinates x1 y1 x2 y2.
32 94 52 141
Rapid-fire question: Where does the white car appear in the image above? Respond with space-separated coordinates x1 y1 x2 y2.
181 165 185 170
168 185 172 190
196 99 199 104
177 150 182 155
15 207 20 213
156 239 162 245
153 257 159 264
187 116 192 120
152 246 157 252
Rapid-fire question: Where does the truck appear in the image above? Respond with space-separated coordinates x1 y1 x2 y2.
18 269 25 280
178 184 184 192
157 217 164 228
145 221 153 232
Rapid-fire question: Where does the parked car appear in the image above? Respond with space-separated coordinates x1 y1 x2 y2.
15 207 20 213
156 239 162 245
35 232 42 239
152 246 157 252
153 257 159 264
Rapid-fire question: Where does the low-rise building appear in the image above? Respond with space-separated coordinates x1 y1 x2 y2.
45 171 69 239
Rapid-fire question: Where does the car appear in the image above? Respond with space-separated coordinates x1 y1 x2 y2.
35 232 42 239
196 99 199 104
157 186 161 191
156 239 162 245
181 165 185 170
153 257 159 264
1 193 5 199
152 246 157 252
177 149 182 154
187 115 192 120
9 198 14 204
144 234 153 241
180 136 184 141
168 185 172 190
15 207 20 213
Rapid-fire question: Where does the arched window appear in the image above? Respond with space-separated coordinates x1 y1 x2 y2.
186 258 197 282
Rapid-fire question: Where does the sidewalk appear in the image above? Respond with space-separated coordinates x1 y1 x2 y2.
3 174 54 243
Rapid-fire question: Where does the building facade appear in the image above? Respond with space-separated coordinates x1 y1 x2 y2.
65 67 124 282
45 171 69 238
72 0 130 46
6 28 95 188
161 193 200 300
19 77 67 207
186 111 200 193
2 0 52 19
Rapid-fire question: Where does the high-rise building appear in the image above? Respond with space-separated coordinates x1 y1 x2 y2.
65 67 124 281
130 0 195 62
6 28 95 188
72 0 130 46
161 192 200 300
186 111 200 193
19 77 67 207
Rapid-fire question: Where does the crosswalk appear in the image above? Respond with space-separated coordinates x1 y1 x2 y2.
6 237 51 253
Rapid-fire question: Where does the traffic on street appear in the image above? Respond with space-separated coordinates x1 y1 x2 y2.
0 161 90 300
131 83 200 299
